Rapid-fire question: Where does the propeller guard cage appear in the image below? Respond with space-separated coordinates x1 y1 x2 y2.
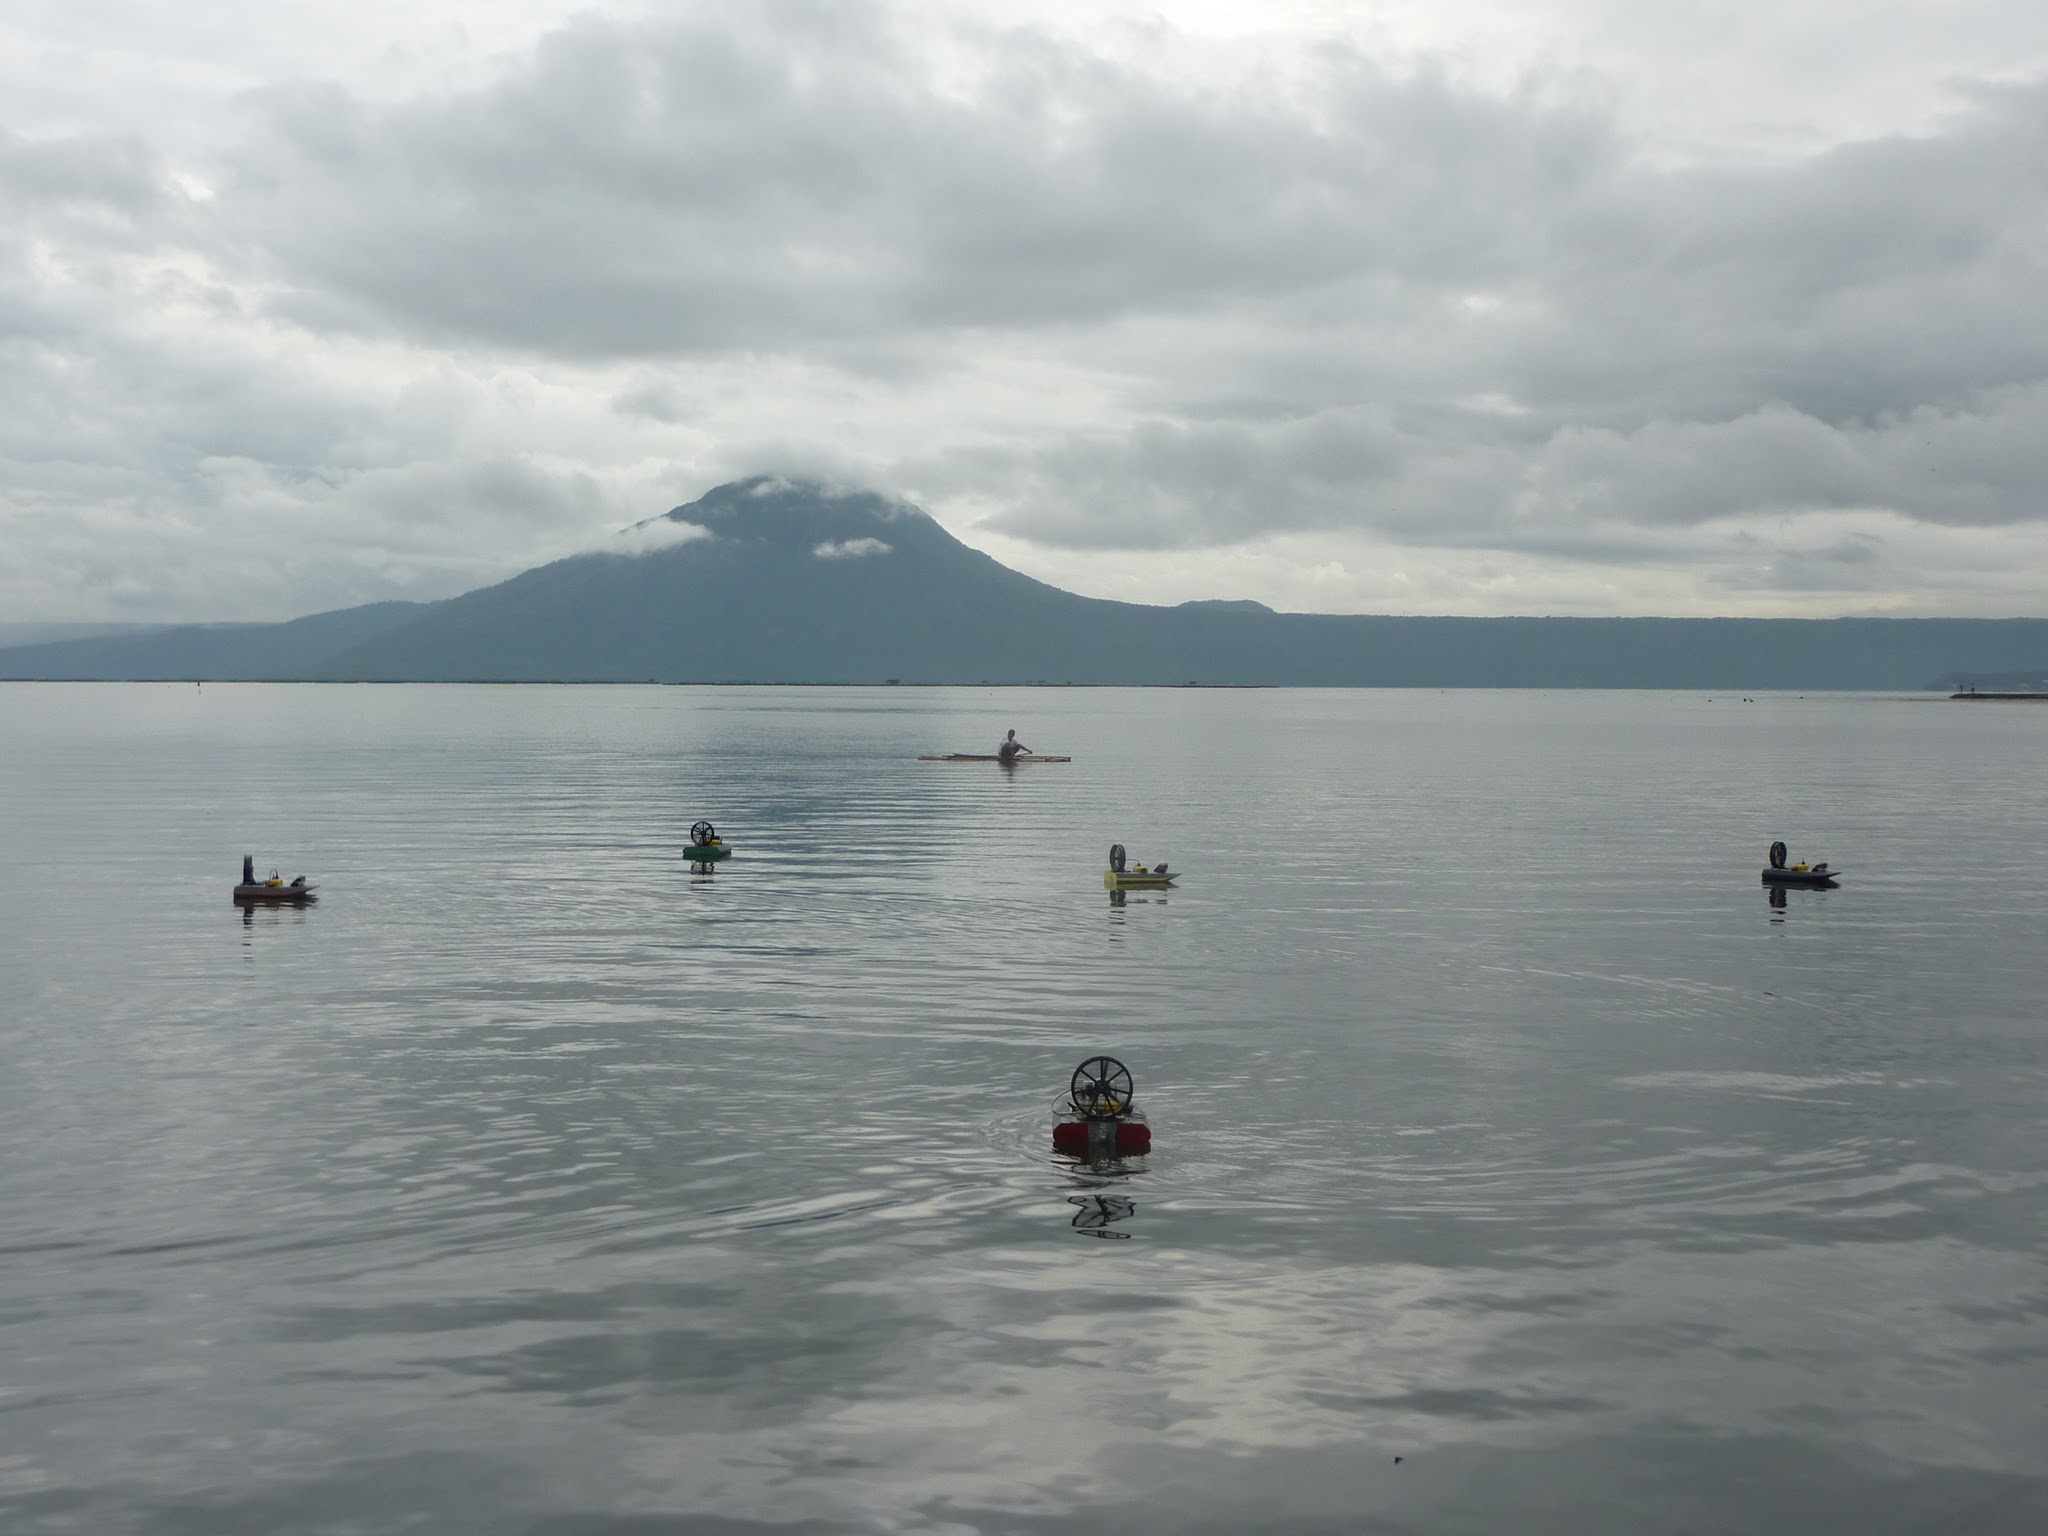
1067 1055 1136 1119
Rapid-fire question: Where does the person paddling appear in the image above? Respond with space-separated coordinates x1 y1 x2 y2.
996 728 1032 763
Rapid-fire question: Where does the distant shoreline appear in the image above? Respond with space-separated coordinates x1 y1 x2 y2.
0 677 1962 693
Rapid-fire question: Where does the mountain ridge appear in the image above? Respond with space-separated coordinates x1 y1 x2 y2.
4 478 2046 688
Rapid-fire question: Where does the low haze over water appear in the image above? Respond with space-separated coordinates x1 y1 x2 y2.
2 684 2044 1534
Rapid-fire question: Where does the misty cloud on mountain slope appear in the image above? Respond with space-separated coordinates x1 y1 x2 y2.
608 517 712 556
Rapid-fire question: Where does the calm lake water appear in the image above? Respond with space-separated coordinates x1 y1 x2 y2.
2 683 2045 1534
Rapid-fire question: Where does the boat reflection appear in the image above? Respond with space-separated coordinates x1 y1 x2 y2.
1057 1126 1145 1236
238 902 315 956
1066 1190 1138 1240
1107 889 1168 910
1766 882 1838 923
239 903 316 930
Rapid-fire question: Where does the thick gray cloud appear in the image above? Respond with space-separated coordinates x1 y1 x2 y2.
215 15 1604 353
1 1 2045 620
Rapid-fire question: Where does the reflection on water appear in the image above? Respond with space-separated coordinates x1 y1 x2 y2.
3 684 2046 1535
1067 1189 1139 1239
238 902 317 936
1766 880 1845 921
1107 889 1168 920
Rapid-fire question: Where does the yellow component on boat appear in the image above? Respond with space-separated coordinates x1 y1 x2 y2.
1104 869 1175 890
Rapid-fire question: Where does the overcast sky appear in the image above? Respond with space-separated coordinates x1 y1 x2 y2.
3 0 2045 622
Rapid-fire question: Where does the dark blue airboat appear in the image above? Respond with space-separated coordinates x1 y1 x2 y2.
1761 841 1839 887
233 855 317 903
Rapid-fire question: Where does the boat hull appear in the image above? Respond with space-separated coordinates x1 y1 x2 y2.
1104 870 1176 890
1053 1119 1150 1155
1761 868 1838 886
918 754 1071 763
233 884 316 903
687 844 733 861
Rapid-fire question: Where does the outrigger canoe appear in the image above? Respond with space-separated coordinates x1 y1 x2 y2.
917 754 1071 762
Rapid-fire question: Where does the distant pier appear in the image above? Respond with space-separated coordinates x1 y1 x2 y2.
1950 691 2048 701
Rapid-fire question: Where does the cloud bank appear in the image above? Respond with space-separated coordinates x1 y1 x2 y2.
1 1 2045 620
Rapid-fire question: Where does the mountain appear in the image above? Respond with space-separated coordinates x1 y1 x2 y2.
4 478 2047 687
0 621 159 648
315 479 1103 683
0 602 427 682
